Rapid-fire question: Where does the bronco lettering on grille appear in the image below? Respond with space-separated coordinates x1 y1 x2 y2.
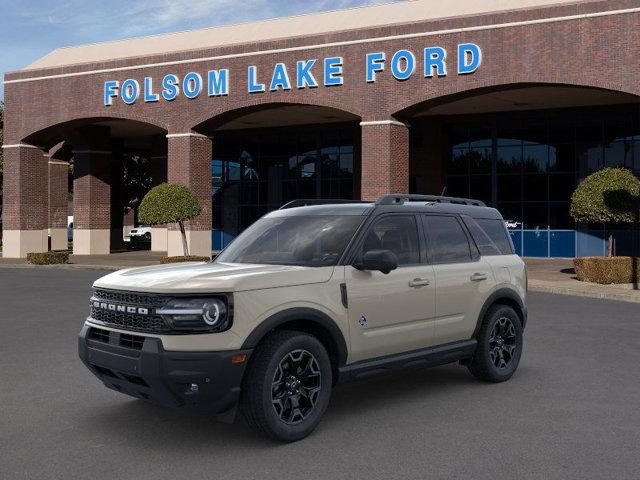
92 300 149 315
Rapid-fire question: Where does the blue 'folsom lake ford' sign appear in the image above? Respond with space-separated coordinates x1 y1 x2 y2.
103 43 481 106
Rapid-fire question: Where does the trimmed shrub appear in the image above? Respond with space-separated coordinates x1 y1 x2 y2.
570 168 640 224
27 251 70 265
160 255 210 264
574 256 640 284
139 183 202 256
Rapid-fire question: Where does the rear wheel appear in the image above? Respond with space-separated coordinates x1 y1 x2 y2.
240 330 332 442
468 305 523 382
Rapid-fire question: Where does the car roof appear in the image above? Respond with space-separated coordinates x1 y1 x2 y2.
267 200 504 220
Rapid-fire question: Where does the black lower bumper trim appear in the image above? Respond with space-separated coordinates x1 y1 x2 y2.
78 325 252 420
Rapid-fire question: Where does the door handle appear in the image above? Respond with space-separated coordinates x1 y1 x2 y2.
409 278 431 288
470 272 488 282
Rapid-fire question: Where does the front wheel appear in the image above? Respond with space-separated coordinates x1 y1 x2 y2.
240 330 332 442
468 305 523 382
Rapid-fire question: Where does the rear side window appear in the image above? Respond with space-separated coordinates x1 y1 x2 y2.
475 218 514 255
423 215 472 264
462 217 502 256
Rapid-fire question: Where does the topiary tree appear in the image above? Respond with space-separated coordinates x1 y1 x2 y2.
138 183 202 256
570 168 640 256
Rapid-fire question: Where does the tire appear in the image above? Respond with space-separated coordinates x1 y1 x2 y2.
468 304 523 383
240 330 333 442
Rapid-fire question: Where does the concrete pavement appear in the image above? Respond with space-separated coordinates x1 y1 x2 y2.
1 268 639 480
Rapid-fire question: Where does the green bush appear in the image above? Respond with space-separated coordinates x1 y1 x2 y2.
160 255 210 264
27 251 70 265
139 183 202 256
570 168 640 224
574 256 640 284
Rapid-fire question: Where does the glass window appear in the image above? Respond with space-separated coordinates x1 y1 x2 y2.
470 175 492 204
523 174 548 202
361 216 420 266
475 218 515 254
523 144 548 173
469 147 492 174
445 176 469 198
497 175 521 202
423 215 472 264
549 144 575 173
497 145 522 173
523 204 548 229
549 174 576 201
463 217 502 256
216 215 363 266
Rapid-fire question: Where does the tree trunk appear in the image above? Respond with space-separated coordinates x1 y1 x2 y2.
608 234 613 257
178 221 189 257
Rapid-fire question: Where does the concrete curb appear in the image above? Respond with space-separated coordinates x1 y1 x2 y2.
529 281 640 304
0 263 122 271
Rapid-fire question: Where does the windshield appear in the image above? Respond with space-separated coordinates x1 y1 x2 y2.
215 215 363 266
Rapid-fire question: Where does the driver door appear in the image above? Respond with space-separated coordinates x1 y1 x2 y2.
344 214 436 363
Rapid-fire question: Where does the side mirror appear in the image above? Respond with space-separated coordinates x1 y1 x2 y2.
356 249 399 274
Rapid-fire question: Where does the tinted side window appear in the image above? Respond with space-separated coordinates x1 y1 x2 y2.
462 217 502 256
476 218 514 254
423 215 472 264
361 216 420 265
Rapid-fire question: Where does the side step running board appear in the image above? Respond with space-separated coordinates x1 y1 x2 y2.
338 340 477 383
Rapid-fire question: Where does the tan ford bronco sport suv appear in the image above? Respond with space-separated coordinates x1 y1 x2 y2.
79 194 527 442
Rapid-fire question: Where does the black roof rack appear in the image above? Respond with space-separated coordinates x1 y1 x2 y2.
376 194 486 207
279 199 370 210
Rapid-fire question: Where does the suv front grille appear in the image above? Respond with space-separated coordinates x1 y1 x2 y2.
89 289 170 333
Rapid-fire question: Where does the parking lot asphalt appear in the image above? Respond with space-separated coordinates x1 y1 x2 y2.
1 268 639 480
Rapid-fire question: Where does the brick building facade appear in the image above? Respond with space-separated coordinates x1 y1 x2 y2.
3 0 640 257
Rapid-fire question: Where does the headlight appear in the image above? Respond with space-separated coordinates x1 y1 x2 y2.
157 296 231 332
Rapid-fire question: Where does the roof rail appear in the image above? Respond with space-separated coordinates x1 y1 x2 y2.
376 194 486 207
279 199 370 209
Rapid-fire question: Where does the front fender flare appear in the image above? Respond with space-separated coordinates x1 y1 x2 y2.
240 307 348 367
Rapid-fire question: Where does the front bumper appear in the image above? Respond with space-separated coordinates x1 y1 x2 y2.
78 325 251 421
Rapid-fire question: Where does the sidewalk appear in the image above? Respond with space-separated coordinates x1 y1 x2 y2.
525 258 640 303
0 250 165 271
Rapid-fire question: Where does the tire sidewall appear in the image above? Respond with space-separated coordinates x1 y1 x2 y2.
259 334 333 442
479 306 523 382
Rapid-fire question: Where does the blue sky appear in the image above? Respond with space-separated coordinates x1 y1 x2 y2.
0 0 398 100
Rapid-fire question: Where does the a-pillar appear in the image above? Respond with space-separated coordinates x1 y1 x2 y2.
150 134 168 252
166 132 212 257
359 120 410 200
1 143 49 258
72 127 112 255
48 149 69 251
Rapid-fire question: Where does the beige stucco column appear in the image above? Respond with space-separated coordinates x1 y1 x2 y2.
48 158 69 251
1 143 49 258
166 133 212 257
360 120 410 201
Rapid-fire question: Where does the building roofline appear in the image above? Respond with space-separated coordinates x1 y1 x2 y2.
18 0 598 72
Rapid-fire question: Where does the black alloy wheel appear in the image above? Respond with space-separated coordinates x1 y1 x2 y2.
468 304 523 382
241 330 332 442
489 317 517 370
271 349 322 425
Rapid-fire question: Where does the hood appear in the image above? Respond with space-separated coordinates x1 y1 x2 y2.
93 262 335 293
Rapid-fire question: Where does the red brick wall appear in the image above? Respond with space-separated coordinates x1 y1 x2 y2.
361 123 410 200
166 135 212 231
2 146 48 230
48 161 68 229
5 0 640 145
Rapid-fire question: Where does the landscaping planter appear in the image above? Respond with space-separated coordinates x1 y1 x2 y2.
573 256 640 284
